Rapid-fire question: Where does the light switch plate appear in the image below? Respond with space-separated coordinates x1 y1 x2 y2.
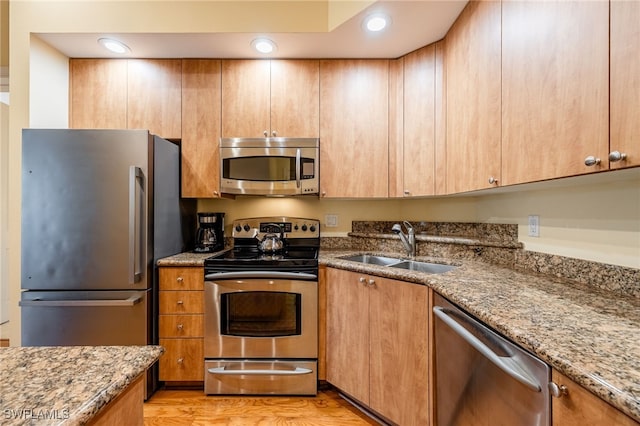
528 215 540 237
325 214 338 228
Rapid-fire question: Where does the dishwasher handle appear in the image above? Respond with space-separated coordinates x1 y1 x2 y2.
433 306 542 392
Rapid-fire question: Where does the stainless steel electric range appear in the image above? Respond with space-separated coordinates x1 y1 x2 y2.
203 216 319 395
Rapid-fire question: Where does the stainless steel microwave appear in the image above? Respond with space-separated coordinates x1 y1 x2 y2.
220 138 319 196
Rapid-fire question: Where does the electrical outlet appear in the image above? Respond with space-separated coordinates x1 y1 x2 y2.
325 214 338 228
528 215 540 237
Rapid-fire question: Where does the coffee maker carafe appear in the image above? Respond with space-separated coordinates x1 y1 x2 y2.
194 212 224 253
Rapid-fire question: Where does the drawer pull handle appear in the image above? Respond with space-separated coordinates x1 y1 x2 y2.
177 300 184 305
177 358 184 364
176 276 184 282
208 366 312 376
177 324 184 330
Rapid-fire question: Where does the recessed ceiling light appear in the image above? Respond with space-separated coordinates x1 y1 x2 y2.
98 38 131 54
364 13 391 33
251 38 277 54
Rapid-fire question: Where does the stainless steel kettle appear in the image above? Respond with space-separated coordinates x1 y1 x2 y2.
258 224 284 253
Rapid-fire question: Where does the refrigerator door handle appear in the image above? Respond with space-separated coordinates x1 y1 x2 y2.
19 295 143 307
129 166 144 284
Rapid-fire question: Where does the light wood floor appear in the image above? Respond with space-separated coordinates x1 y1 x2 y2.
143 388 380 425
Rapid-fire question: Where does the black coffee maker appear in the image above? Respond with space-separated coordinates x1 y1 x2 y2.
194 212 225 253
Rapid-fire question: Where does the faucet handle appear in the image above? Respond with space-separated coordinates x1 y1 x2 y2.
403 221 415 233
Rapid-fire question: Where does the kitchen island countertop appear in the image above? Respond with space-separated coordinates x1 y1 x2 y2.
0 345 163 425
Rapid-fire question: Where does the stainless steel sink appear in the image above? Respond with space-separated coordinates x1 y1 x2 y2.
338 254 456 274
338 254 403 266
389 260 456 274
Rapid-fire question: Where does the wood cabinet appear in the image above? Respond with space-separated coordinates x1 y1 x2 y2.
69 59 128 129
158 267 204 383
610 0 640 170
445 0 501 193
89 376 144 426
127 59 182 139
221 59 319 138
326 268 429 425
69 59 182 140
501 0 609 185
400 44 437 197
181 60 222 198
552 370 640 426
319 60 389 198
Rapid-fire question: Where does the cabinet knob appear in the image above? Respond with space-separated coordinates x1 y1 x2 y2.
584 156 601 166
263 130 268 137
321 191 327 197
272 130 277 137
359 277 367 285
488 176 499 185
177 358 184 364
177 324 184 330
609 151 627 162
549 382 568 398
177 300 184 305
404 190 410 195
368 279 376 287
213 190 219 196
176 276 184 283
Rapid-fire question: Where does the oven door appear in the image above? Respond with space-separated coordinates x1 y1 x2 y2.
220 146 319 195
204 276 318 359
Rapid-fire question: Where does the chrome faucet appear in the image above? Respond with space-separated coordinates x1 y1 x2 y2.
392 221 415 257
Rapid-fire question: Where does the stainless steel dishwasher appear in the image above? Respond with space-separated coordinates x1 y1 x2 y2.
433 294 551 426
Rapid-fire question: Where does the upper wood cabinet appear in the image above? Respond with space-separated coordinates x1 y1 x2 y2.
319 60 389 198
552 370 640 426
501 0 609 185
445 0 501 194
127 59 182 140
221 59 319 138
181 60 222 198
69 59 127 129
610 0 640 170
400 44 437 198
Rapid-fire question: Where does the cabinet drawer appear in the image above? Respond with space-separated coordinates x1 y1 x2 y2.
159 314 203 338
159 291 203 314
159 338 204 381
159 267 204 291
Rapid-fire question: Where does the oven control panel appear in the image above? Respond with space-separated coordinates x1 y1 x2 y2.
232 217 320 239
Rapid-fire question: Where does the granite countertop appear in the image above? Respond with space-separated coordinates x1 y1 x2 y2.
0 345 164 426
321 250 640 423
156 250 225 266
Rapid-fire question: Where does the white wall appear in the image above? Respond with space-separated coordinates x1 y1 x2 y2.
29 35 68 128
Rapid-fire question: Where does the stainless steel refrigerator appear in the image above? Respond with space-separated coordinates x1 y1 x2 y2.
20 129 195 397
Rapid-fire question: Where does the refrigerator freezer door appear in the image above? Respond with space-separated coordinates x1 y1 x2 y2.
21 129 151 290
20 290 149 346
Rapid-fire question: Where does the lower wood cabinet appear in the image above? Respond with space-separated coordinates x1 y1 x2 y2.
552 370 640 426
325 267 429 425
158 267 204 383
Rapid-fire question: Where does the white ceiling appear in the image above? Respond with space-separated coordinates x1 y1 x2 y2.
36 1 468 59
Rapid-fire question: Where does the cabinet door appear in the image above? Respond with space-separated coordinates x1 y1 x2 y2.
181 60 222 198
69 59 127 129
445 0 501 193
502 1 609 184
325 268 370 403
127 59 182 139
319 60 389 198
403 44 436 197
221 60 270 137
610 1 640 169
159 338 204 381
270 60 319 137
369 277 429 426
552 370 640 426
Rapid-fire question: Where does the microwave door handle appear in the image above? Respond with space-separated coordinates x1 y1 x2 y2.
295 148 301 189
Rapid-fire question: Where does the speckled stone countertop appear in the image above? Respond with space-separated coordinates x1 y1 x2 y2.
0 345 163 426
322 250 640 423
156 250 224 266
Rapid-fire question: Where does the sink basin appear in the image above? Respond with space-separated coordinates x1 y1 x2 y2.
338 254 403 266
338 254 457 274
389 261 456 274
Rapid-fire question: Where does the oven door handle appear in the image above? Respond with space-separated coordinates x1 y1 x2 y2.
295 148 301 188
205 271 317 280
208 366 313 376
